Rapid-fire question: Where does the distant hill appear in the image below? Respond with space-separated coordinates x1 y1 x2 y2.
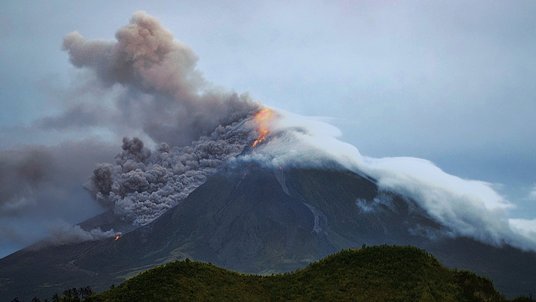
88 245 506 302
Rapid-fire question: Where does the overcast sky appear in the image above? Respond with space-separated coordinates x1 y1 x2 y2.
1 0 535 257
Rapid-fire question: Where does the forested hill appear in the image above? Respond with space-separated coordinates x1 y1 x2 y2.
88 245 511 302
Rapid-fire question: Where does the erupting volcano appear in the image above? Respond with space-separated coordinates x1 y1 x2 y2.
1 11 536 302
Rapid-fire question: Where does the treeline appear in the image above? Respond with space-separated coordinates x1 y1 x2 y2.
10 246 536 301
88 246 535 302
10 286 94 302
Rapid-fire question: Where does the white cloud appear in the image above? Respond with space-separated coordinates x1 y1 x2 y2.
255 110 536 251
509 218 536 241
528 185 536 200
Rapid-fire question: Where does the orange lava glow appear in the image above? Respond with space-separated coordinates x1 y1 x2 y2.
251 107 274 147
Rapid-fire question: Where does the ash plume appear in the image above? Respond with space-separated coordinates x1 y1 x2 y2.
88 120 256 226
49 11 259 146
1 11 264 245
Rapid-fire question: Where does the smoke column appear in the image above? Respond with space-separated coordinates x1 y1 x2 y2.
42 11 264 226
54 11 259 146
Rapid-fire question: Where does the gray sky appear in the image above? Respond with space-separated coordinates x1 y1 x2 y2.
1 0 535 256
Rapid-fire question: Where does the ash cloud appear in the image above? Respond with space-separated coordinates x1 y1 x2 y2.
45 11 259 146
0 140 116 253
0 149 53 216
57 12 263 226
2 12 263 255
42 223 115 246
88 120 256 226
0 141 114 218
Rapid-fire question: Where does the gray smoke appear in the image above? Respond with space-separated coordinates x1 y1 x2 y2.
88 118 257 226
44 11 259 146
0 140 117 251
0 149 52 216
0 141 115 218
36 223 116 248
2 12 264 252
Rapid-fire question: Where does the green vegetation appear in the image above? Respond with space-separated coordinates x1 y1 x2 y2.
86 245 514 302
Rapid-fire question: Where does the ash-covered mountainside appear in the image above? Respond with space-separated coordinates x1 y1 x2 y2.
1 162 535 300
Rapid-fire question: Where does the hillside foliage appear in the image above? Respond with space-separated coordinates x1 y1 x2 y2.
86 245 511 302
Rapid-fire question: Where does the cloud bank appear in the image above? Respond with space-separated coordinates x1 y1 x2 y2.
249 110 536 251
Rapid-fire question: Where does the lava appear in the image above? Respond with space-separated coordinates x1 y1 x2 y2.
251 108 274 147
114 233 122 241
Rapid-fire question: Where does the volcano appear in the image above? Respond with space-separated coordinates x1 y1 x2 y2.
3 10 535 302
1 159 535 300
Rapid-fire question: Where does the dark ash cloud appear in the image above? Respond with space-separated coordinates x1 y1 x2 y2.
0 149 53 216
0 140 117 250
88 118 256 225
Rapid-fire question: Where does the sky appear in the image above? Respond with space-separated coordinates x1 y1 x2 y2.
1 0 535 257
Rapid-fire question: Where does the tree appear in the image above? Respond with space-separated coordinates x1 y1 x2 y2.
51 293 60 302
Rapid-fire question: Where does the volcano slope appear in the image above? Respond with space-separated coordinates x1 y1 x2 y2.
1 163 535 300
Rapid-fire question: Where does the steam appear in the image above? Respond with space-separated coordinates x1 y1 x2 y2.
248 110 536 251
44 11 259 146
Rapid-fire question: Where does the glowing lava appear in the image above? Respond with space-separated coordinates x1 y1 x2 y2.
114 233 121 241
251 108 274 147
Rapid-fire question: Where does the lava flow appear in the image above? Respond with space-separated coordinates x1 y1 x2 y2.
251 107 274 147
